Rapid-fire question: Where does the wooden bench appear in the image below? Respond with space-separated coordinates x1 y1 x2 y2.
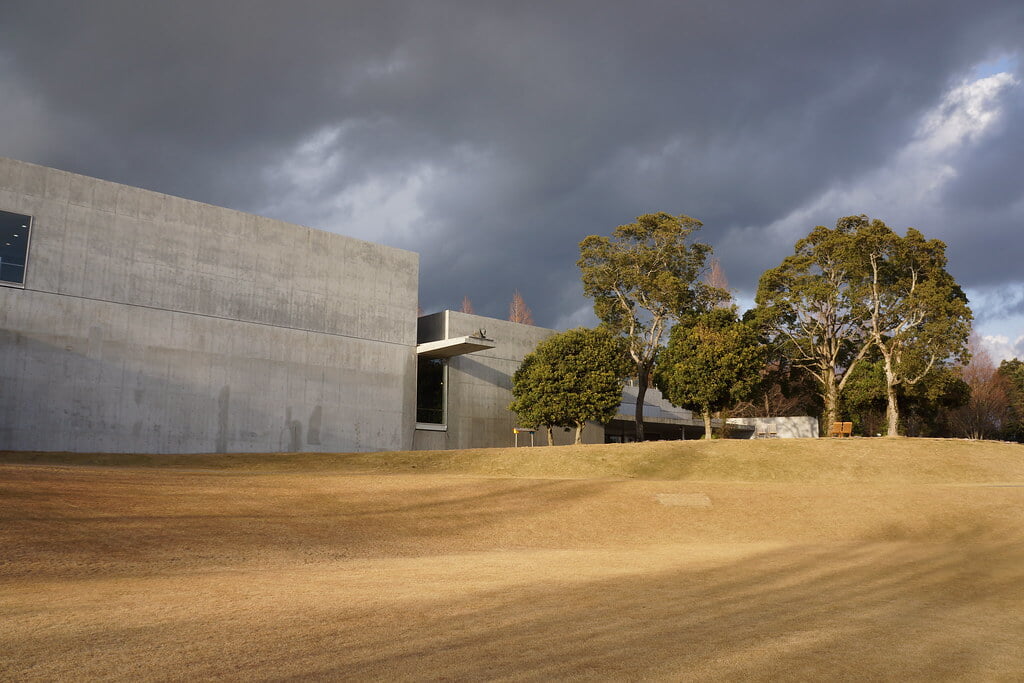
829 421 853 438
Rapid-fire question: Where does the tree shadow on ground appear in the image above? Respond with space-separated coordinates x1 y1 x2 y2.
290 525 1024 680
0 467 612 578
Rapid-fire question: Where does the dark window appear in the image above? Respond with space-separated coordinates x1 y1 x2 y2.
0 210 31 286
416 357 446 424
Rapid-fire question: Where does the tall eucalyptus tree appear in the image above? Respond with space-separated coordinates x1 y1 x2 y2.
578 213 723 440
755 217 874 430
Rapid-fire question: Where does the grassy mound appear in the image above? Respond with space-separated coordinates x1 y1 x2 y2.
3 439 1024 679
3 437 1021 483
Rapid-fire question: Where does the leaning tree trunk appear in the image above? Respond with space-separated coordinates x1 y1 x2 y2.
574 422 584 445
702 409 714 439
546 426 554 446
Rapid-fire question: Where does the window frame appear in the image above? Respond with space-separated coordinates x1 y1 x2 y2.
415 356 448 430
0 209 32 288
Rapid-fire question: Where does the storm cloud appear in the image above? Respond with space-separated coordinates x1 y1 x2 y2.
2 1 1022 354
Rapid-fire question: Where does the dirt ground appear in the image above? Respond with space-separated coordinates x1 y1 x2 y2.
2 443 1023 680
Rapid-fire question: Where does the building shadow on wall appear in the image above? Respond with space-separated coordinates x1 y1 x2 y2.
451 356 512 390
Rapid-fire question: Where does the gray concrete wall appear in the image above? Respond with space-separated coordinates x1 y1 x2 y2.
0 157 418 453
413 312 606 449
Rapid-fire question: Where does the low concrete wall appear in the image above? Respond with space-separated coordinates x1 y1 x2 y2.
0 157 418 453
728 416 820 439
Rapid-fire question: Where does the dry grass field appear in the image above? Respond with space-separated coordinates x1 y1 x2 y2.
2 439 1023 681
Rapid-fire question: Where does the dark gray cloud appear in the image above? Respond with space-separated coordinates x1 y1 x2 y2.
1 1 1022 345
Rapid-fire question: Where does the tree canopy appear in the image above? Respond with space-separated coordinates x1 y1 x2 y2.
854 218 972 435
578 212 723 440
655 308 766 438
756 215 971 436
843 354 968 437
754 216 873 430
509 327 629 444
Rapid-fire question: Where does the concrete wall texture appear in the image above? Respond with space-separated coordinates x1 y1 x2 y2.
0 157 419 453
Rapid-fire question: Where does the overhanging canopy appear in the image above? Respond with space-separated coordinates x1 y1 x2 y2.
416 335 496 358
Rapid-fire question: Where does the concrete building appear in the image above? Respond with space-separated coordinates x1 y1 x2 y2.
413 310 608 449
0 157 809 453
607 384 723 441
0 157 417 453
0 157 588 454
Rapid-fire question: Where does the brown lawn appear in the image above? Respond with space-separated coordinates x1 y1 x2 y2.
2 439 1023 681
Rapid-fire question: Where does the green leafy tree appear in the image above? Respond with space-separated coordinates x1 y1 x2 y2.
844 353 969 437
654 308 766 438
855 218 972 436
509 327 629 445
754 217 874 432
578 212 723 441
733 311 822 419
731 358 822 420
842 356 888 436
902 365 970 437
508 353 562 445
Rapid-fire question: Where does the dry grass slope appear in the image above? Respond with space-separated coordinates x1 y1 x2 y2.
4 437 1023 482
2 439 1022 680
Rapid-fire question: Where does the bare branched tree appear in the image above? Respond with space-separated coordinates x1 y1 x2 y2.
508 290 535 325
705 258 732 307
950 335 1012 439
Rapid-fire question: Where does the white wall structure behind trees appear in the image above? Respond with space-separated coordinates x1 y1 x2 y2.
727 416 819 439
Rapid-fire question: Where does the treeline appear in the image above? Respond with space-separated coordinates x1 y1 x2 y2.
510 212 1023 441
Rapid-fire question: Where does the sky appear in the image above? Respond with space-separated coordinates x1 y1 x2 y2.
2 1 1022 360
